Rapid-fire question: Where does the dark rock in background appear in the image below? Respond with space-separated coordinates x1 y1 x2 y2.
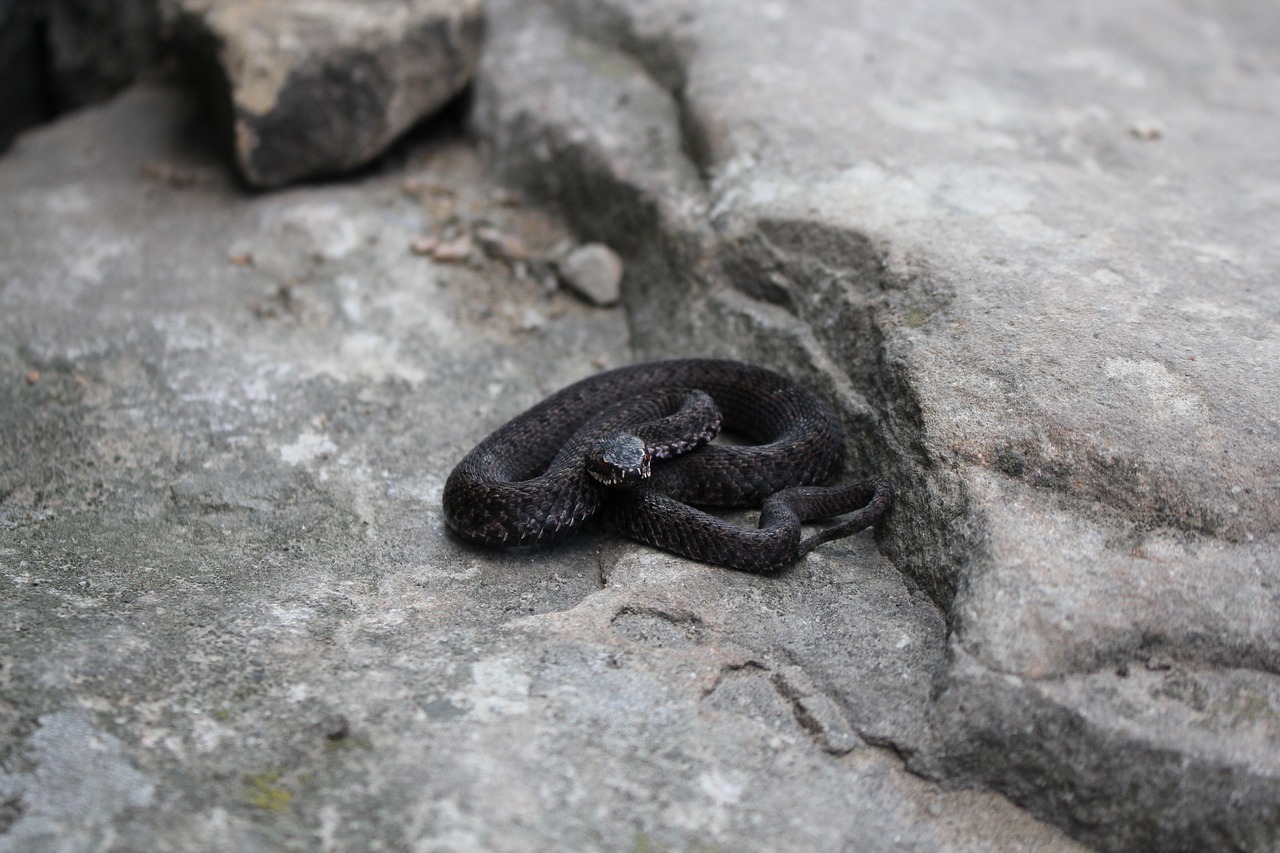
1 0 484 188
165 0 485 187
0 0 163 151
47 0 162 107
0 4 48 152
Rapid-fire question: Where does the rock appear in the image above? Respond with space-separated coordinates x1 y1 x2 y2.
0 0 164 152
167 0 484 187
0 86 1082 851
430 233 473 262
558 243 623 306
46 0 163 109
8 0 1278 849
0 1 50 152
473 0 1280 849
409 234 438 255
473 222 530 263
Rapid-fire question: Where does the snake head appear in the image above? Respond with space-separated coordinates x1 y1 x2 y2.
585 433 650 488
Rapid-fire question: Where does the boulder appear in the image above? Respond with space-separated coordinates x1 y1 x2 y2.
167 0 484 187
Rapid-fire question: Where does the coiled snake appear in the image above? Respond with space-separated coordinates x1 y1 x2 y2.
442 359 893 572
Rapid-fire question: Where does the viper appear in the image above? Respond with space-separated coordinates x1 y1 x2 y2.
442 359 893 572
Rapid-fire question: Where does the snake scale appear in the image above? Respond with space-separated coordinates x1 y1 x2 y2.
442 359 893 572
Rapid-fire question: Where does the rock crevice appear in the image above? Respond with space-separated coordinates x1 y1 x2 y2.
474 1 1280 849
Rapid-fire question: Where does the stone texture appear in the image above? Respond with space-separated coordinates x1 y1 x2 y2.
167 0 484 187
473 0 1280 849
0 88 1082 851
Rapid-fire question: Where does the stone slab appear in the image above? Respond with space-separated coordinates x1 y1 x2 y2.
0 88 1081 851
473 0 1280 848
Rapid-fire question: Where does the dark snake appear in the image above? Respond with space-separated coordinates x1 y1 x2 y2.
442 359 893 572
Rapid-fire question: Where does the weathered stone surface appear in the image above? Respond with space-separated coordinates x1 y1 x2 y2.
0 88 1082 850
167 0 484 187
559 242 623 306
473 0 1280 848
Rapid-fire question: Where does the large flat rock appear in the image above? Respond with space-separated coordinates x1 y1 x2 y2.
474 0 1280 848
0 89 1081 850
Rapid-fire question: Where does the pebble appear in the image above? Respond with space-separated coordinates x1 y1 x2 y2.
557 243 623 306
431 235 474 263
409 236 439 256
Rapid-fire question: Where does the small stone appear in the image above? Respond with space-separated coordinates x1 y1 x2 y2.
1129 120 1164 141
517 307 547 331
473 224 530 262
141 160 201 188
431 235 473 263
324 715 351 741
400 176 456 199
25 370 40 385
490 189 521 207
558 243 623 306
409 236 439 256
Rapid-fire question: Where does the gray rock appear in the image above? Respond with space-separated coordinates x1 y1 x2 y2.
167 0 484 187
0 87 1082 851
558 242 624 306
474 0 1280 849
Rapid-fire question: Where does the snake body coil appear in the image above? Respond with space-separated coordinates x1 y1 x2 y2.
443 359 892 572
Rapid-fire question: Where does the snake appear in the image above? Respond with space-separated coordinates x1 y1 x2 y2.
442 359 893 572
